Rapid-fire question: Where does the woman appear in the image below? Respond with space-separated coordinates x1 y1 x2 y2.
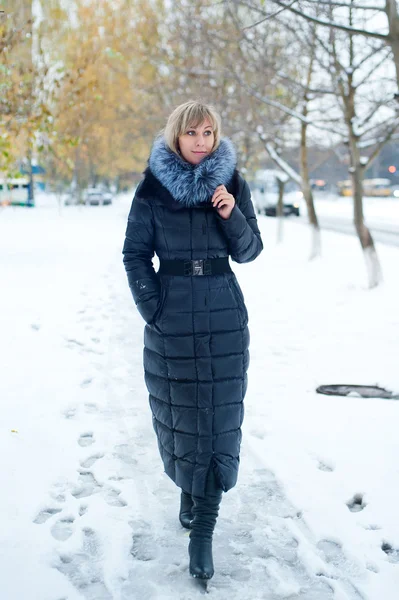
122 100 263 580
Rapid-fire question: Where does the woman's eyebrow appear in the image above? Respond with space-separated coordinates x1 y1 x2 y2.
189 125 213 130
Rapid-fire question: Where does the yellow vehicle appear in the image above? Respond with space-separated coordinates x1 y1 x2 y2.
337 180 352 196
337 178 392 197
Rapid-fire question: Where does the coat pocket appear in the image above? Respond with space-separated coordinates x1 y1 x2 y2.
152 283 168 329
229 277 249 326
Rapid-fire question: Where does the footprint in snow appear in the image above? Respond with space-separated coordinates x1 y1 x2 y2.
317 538 363 582
317 539 345 564
84 402 98 414
80 453 104 469
366 562 380 573
130 520 158 562
347 493 367 512
382 541 399 563
112 444 138 466
317 460 334 472
49 484 67 503
31 323 41 331
63 406 77 419
71 471 101 499
80 377 93 388
104 488 127 507
66 336 103 355
33 507 62 524
78 432 95 447
57 528 112 600
51 516 75 541
71 470 127 507
65 337 85 348
50 492 66 503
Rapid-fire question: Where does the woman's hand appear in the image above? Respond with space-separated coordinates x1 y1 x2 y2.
212 185 235 220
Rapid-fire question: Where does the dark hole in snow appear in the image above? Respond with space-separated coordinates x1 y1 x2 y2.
316 385 399 400
382 542 399 563
347 493 366 512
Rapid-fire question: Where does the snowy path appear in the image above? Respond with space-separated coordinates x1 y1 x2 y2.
33 266 364 600
1 196 399 599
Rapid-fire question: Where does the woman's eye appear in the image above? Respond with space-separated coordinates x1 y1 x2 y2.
186 130 213 136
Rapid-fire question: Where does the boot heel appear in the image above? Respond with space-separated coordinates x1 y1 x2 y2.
189 538 214 579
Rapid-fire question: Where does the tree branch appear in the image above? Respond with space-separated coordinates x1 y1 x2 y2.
267 0 388 40
231 72 310 123
363 120 399 167
243 0 299 29
262 139 303 184
300 0 385 10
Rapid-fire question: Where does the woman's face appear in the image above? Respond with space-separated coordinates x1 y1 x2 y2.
178 118 215 165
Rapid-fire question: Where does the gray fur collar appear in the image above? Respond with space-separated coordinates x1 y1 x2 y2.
148 136 237 207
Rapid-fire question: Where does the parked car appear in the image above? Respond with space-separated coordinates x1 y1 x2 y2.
251 171 300 217
264 202 300 217
253 187 301 217
84 188 113 205
64 194 77 205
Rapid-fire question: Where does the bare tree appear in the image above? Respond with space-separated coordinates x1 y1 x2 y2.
241 0 399 93
236 0 399 286
226 7 325 258
318 3 398 286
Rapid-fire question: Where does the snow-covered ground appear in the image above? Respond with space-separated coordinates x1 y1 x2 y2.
311 193 399 230
282 191 399 231
1 194 399 600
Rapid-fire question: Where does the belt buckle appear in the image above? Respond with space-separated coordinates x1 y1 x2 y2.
192 259 204 276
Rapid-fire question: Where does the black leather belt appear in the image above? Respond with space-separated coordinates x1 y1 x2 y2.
158 258 232 276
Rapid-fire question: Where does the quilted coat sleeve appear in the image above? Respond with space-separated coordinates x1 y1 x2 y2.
122 185 161 324
216 177 263 263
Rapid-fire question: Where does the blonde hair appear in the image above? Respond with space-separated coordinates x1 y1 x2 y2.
163 101 221 155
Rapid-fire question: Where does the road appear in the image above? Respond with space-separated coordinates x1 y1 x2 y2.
296 214 399 247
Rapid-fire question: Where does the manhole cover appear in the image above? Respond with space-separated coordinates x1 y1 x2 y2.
316 384 399 399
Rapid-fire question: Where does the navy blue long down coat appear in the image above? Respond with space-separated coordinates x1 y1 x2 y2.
122 137 263 497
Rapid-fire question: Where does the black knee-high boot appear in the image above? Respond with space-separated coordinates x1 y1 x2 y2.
188 468 223 579
179 490 193 529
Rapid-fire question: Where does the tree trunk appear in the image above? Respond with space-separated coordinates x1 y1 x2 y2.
71 146 81 203
349 139 382 287
276 177 285 243
27 146 35 206
386 0 399 91
300 120 321 260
